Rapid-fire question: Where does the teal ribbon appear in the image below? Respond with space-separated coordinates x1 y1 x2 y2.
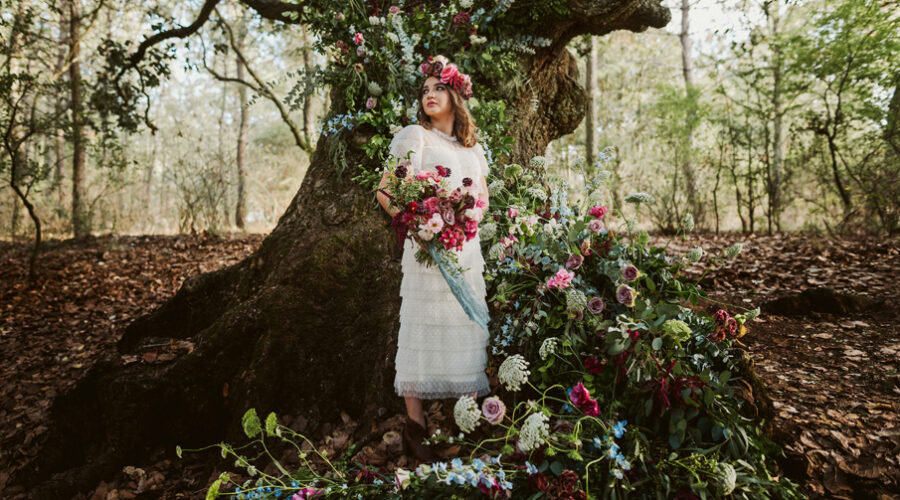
425 244 490 331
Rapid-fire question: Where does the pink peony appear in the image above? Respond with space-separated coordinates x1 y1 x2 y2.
389 5 400 14
440 64 460 85
546 268 574 290
616 284 637 307
622 264 640 281
588 205 608 218
365 97 375 109
353 32 364 45
481 396 506 424
580 398 600 417
588 297 604 314
588 219 604 234
507 207 519 218
569 382 591 407
565 253 583 270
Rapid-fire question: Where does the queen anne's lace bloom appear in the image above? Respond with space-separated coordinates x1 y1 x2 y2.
681 213 694 232
525 186 548 201
530 156 547 169
566 289 587 312
686 246 703 262
479 222 498 241
453 396 481 434
498 355 530 391
538 337 558 360
724 243 743 259
518 412 550 451
488 180 505 196
624 192 654 204
488 242 505 261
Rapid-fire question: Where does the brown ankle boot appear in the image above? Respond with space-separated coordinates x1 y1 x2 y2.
402 417 440 463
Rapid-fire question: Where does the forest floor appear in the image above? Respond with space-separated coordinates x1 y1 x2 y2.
1 232 898 499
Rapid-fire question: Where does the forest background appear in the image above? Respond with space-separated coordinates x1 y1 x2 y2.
3 0 898 248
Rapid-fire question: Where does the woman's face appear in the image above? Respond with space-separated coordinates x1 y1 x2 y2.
421 76 453 119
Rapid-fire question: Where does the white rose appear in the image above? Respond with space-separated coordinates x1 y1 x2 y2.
464 208 483 222
368 15 380 25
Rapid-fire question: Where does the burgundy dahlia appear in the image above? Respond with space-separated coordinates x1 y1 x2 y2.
395 164 407 178
462 177 473 186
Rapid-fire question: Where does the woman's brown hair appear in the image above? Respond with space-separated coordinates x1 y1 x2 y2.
416 83 478 148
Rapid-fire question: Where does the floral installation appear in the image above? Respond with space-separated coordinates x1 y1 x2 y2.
182 117 800 500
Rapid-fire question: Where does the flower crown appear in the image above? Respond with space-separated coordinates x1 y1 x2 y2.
420 55 473 100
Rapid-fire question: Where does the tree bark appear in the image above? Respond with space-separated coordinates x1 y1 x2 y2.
678 0 700 224
69 0 88 239
235 24 249 229
585 36 595 167
16 1 670 495
768 0 784 234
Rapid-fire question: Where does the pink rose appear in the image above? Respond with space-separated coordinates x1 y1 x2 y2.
365 97 375 109
588 297 604 314
423 196 441 214
440 64 460 85
507 207 519 218
415 171 431 180
588 219 604 234
449 189 464 203
475 199 487 209
588 205 608 218
353 32 364 45
580 398 600 417
569 382 591 407
389 5 400 14
481 396 506 424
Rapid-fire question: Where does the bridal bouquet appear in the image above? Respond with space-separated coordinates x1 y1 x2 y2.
379 156 490 329
380 158 486 263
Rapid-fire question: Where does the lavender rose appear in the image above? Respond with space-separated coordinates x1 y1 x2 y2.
622 264 640 281
481 397 506 425
588 297 605 314
588 219 604 234
616 284 638 307
565 253 583 270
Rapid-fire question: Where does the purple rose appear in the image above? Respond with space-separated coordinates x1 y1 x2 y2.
565 253 583 270
588 297 605 314
481 397 506 424
622 264 640 281
366 97 376 109
588 219 604 234
616 284 637 307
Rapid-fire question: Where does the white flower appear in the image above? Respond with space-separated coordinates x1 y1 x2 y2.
425 213 444 232
368 81 383 96
488 242 505 260
459 0 473 7
405 107 417 120
470 34 487 44
525 186 548 202
539 337 558 360
464 207 483 222
686 246 703 262
724 243 743 259
530 156 547 169
418 228 434 241
715 463 737 495
453 396 481 434
498 355 530 392
745 307 760 321
390 124 403 135
566 289 587 312
480 222 498 241
488 180 505 196
624 192 654 204
681 213 694 232
544 218 562 237
518 412 550 451
368 15 380 25
387 32 400 44
594 169 612 182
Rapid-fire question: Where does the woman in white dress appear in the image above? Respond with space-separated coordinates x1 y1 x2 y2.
376 55 492 462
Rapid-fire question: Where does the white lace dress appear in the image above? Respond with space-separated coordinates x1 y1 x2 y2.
390 124 491 399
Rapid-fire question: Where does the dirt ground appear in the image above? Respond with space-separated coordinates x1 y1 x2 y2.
1 232 898 499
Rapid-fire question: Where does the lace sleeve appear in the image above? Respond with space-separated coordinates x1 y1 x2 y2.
388 125 426 172
473 142 490 178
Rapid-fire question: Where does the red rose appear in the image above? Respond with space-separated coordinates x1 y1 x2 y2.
584 356 604 375
529 472 549 492
580 398 600 417
569 382 591 407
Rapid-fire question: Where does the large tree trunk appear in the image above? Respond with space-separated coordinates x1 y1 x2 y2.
16 1 670 496
678 0 700 224
585 36 595 167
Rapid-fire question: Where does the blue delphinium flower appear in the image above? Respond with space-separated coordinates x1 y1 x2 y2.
613 420 627 438
471 458 484 472
525 461 538 475
612 468 624 480
451 458 463 470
